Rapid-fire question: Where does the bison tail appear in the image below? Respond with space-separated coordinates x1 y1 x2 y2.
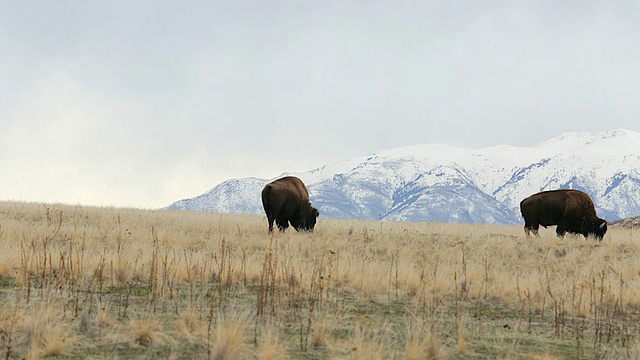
261 184 272 212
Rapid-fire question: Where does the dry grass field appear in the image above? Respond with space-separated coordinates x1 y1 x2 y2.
0 201 639 359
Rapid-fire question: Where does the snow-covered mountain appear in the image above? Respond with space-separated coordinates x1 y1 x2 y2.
165 129 640 224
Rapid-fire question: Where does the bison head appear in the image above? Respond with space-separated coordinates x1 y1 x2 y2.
306 207 319 231
292 206 320 232
591 219 607 240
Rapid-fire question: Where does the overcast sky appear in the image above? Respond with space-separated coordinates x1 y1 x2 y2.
2 1 640 208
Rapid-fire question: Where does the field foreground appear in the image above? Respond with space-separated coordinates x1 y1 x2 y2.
0 202 639 359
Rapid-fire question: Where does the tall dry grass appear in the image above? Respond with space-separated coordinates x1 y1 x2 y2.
0 201 638 358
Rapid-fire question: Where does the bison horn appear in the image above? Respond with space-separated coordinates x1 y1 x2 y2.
600 222 606 229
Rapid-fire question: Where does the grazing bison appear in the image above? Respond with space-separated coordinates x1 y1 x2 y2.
261 176 319 232
520 189 607 240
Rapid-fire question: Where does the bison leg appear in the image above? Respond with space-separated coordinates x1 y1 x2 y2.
524 227 540 237
555 226 566 238
524 223 540 237
267 215 276 232
523 215 539 237
276 217 289 232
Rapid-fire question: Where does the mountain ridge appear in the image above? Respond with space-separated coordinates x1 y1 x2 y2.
165 129 640 224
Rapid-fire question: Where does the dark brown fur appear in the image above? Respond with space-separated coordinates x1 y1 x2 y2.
520 189 607 240
261 176 319 232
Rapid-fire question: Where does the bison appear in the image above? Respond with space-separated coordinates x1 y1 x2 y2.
520 189 607 240
261 176 319 232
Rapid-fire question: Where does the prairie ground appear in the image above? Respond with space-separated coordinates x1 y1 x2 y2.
0 201 639 359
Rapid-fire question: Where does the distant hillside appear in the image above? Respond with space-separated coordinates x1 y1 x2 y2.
166 129 640 225
610 216 640 228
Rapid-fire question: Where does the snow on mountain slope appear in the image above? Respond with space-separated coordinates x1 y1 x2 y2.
165 129 640 224
166 178 265 214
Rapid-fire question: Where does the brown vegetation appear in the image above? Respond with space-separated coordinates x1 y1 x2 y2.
0 201 639 358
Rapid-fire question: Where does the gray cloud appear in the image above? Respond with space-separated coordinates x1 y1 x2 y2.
2 1 640 208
